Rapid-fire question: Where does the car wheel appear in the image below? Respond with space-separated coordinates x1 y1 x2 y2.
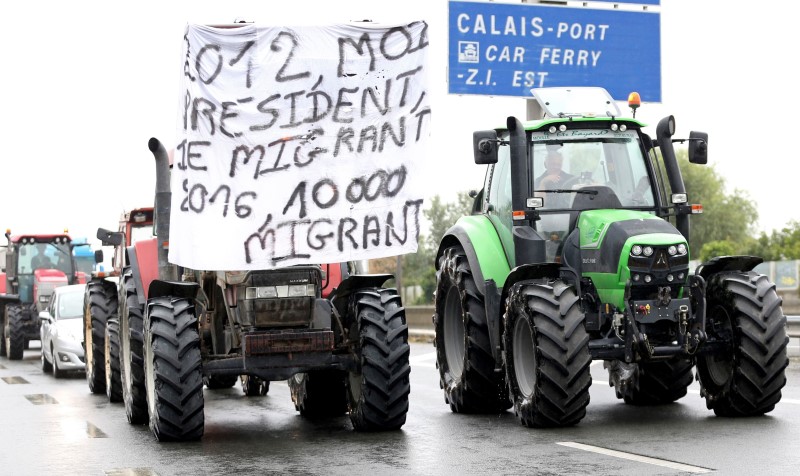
41 347 52 373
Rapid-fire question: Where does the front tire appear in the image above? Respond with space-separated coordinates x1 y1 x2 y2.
504 281 591 428
41 346 52 373
434 246 509 413
5 305 25 360
696 271 788 416
290 371 347 416
346 288 410 431
145 296 204 441
105 318 123 403
85 280 118 394
120 270 148 424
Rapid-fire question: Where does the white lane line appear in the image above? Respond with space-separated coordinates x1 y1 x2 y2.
557 442 713 474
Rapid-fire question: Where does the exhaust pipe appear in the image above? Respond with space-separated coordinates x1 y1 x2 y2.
148 137 178 281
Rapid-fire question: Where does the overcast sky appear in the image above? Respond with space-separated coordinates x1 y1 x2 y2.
1 0 795 252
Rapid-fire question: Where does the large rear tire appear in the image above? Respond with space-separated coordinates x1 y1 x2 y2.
84 279 118 394
290 371 347 416
145 296 204 441
5 304 25 360
120 270 148 424
605 359 694 405
504 281 592 428
434 246 509 413
105 317 123 403
346 288 410 431
696 271 788 416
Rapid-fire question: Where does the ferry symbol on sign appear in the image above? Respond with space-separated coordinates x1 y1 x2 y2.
458 41 479 63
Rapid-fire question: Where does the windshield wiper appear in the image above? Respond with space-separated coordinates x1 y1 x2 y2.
534 189 598 195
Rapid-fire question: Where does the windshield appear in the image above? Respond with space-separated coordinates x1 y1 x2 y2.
530 129 654 211
130 224 153 244
58 289 84 319
18 242 74 275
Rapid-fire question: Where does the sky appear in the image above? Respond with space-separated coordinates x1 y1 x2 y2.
1 0 796 253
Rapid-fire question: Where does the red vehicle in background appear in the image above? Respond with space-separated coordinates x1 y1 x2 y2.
83 208 154 399
1 231 84 359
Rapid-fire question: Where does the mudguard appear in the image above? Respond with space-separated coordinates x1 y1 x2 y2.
695 255 763 281
128 238 159 303
436 215 511 297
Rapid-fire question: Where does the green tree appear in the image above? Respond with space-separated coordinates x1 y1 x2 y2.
678 151 759 257
742 220 800 261
370 191 474 304
697 239 738 262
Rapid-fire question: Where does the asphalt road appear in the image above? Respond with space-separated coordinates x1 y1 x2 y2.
1 341 800 475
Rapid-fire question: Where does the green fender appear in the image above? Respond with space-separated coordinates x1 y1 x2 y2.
436 215 511 296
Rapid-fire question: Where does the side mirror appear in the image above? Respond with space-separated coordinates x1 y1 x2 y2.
688 131 708 164
38 311 51 322
97 228 123 247
94 250 104 264
473 130 499 165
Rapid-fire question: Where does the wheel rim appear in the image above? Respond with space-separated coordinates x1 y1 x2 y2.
443 284 466 378
702 304 734 386
513 316 537 398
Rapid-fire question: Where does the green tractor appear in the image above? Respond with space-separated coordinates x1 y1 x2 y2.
433 87 788 427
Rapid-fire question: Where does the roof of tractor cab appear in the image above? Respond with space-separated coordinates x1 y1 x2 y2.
495 116 647 133
8 234 72 244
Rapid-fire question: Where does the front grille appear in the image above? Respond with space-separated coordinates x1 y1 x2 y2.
244 329 334 356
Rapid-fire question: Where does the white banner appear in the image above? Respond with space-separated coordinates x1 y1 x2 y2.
171 22 430 270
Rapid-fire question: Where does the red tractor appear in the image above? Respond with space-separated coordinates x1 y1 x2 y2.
110 139 411 441
1 231 83 359
83 208 154 400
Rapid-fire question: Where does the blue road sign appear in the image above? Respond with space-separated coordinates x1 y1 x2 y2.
448 1 661 102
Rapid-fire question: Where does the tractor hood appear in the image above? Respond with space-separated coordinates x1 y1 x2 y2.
575 209 690 309
576 210 685 275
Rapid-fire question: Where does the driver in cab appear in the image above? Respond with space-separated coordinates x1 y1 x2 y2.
534 151 575 190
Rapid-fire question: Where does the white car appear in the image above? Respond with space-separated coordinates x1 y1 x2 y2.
39 284 86 378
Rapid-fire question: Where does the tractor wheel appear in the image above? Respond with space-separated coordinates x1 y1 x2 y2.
241 375 270 397
203 375 238 389
605 359 693 405
434 246 510 413
105 318 123 403
346 288 410 431
41 345 52 373
289 371 347 416
144 296 204 441
504 281 592 428
84 280 118 394
696 271 788 417
5 304 25 360
120 270 148 424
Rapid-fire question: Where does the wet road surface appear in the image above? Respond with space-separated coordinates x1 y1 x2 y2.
2 341 800 475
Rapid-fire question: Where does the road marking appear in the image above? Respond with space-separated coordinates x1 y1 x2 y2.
86 421 108 438
105 468 159 476
557 441 713 473
3 376 29 384
25 394 58 404
0 364 6 369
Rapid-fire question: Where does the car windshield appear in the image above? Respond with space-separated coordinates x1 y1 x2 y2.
530 129 655 210
58 290 84 319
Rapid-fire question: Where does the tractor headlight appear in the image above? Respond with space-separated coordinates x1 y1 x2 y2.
677 244 687 255
668 245 678 256
631 245 642 256
643 246 654 257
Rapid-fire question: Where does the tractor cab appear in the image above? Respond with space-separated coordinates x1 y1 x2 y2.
4 232 76 310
